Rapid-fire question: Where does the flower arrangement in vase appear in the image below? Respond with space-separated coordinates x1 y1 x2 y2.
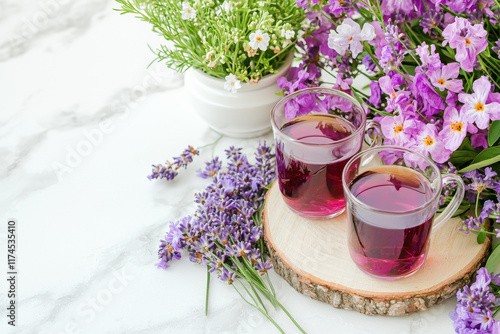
116 0 304 137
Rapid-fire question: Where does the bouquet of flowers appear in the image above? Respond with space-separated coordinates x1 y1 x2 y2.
115 0 304 92
282 0 500 332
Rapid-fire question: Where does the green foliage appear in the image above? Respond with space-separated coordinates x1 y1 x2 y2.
488 120 500 147
452 202 471 217
115 0 304 81
486 243 500 274
449 138 478 168
477 230 487 244
460 147 500 172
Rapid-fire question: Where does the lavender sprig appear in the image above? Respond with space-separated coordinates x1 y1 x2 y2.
147 145 199 181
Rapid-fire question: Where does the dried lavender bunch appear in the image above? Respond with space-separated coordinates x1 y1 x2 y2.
156 142 305 333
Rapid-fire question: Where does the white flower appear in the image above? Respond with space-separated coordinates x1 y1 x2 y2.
224 74 241 93
204 50 214 61
328 18 375 58
281 29 295 40
221 1 233 12
301 18 311 30
296 30 305 43
248 30 270 51
181 2 196 20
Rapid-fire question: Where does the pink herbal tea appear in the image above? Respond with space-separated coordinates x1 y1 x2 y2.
347 165 435 279
276 114 359 218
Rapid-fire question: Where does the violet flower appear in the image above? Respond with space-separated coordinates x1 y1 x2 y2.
378 75 410 113
412 73 446 117
380 114 416 146
414 123 451 163
449 0 480 14
471 131 489 150
458 76 500 129
442 17 487 72
367 81 381 107
438 106 469 151
428 63 463 93
415 42 441 72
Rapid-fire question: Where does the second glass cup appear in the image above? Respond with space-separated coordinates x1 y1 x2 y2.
342 146 465 280
271 87 381 219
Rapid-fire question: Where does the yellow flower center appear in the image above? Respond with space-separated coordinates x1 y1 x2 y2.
187 8 192 13
475 102 485 112
348 36 353 41
437 78 446 85
393 124 404 134
256 36 262 42
465 38 471 46
450 121 463 132
423 135 434 146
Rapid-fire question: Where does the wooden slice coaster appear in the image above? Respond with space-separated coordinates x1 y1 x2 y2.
262 182 491 316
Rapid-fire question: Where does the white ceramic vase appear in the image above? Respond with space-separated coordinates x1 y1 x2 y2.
184 54 293 138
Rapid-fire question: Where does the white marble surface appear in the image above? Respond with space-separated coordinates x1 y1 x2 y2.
0 1 457 333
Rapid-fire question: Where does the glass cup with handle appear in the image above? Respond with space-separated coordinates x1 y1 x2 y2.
342 146 465 280
271 87 381 219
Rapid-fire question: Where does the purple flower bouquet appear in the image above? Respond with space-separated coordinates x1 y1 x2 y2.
284 0 500 332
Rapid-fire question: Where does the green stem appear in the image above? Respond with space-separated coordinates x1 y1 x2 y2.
351 86 369 98
356 70 377 81
255 51 265 69
440 5 467 18
365 103 393 116
197 135 223 150
249 280 269 313
364 43 383 73
494 306 500 317
475 191 482 217
320 10 336 24
317 64 337 79
468 229 496 236
478 56 500 91
264 273 276 298
232 285 286 334
205 267 210 316
271 297 308 334
267 43 295 63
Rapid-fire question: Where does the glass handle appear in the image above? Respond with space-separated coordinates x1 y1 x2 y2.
365 120 382 147
432 174 465 232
